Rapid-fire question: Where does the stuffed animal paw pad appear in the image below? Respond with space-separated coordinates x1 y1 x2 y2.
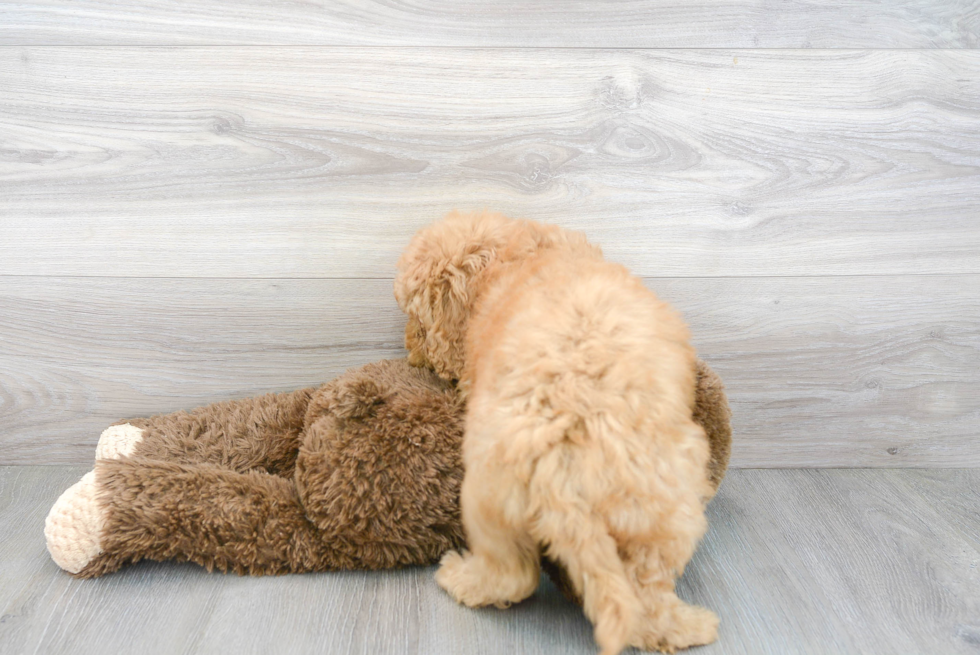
95 423 144 460
44 471 105 574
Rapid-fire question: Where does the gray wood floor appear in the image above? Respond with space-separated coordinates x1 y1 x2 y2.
2 466 978 655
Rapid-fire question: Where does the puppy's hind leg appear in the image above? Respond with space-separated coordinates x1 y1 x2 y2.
435 463 540 609
528 445 641 655
625 537 718 651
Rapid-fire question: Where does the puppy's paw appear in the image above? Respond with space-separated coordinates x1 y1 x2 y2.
633 603 718 653
95 423 144 460
436 550 508 608
44 471 105 574
435 550 534 609
668 604 719 650
435 550 480 605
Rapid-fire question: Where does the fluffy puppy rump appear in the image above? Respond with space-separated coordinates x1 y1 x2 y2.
395 212 718 655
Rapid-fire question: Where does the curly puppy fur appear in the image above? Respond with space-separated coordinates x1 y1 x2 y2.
545 359 730 605
395 211 718 654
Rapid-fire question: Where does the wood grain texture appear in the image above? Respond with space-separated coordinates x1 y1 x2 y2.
898 468 980 540
3 467 978 654
2 275 977 467
684 468 980 654
3 48 980 277
1 1 978 47
0 278 407 464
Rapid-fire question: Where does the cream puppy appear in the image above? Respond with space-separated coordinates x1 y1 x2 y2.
395 211 717 655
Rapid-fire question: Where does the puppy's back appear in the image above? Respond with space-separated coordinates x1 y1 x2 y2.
463 252 710 654
467 253 697 435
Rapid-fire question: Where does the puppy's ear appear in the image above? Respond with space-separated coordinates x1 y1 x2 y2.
404 316 429 369
394 211 519 379
421 249 493 380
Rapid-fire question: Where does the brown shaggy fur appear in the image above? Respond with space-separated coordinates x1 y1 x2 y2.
694 361 732 493
76 360 465 578
61 357 729 588
395 211 720 654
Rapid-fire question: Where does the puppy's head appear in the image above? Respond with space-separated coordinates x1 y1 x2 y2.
394 210 599 380
394 211 508 380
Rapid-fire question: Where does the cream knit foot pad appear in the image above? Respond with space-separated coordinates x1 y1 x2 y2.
44 471 105 574
95 423 144 460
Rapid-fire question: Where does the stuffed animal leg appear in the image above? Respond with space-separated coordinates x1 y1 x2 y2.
44 386 318 577
61 458 368 578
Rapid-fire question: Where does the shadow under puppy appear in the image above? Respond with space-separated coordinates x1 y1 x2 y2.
395 211 720 654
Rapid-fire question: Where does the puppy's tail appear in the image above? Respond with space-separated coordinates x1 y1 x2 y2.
529 450 639 655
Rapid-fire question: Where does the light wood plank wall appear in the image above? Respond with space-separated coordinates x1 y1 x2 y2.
2 1 978 47
1 3 978 466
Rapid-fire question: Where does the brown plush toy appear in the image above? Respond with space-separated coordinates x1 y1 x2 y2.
45 358 731 584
